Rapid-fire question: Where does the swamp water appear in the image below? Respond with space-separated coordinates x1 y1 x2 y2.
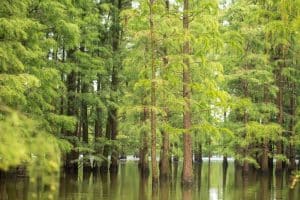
0 160 299 200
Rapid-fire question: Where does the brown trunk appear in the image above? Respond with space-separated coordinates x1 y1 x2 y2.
194 142 203 163
82 81 89 144
288 82 296 170
182 0 193 185
275 65 284 172
109 107 118 173
139 105 150 176
260 140 269 173
173 142 179 162
95 74 102 139
160 130 170 179
223 155 228 168
159 0 170 181
242 80 249 175
100 117 111 173
65 68 79 173
109 0 121 173
149 0 158 185
268 141 274 170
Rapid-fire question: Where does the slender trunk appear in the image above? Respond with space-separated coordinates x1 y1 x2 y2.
223 155 228 168
95 74 102 139
288 82 296 170
173 142 179 162
182 0 193 185
100 116 111 173
109 0 121 173
159 0 170 181
268 141 274 170
139 106 150 176
261 140 269 173
65 67 78 173
275 65 284 172
242 80 249 175
82 81 89 144
194 142 202 163
261 86 269 173
160 129 170 179
110 107 118 172
149 0 158 185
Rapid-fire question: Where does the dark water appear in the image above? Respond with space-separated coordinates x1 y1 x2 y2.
0 161 299 200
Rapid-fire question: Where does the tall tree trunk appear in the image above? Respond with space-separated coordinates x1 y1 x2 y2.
139 106 150 176
149 0 158 185
101 116 111 173
275 65 284 172
242 80 249 175
65 67 79 173
182 0 193 185
288 81 296 170
95 74 102 139
82 81 89 144
81 79 90 172
261 86 269 173
194 140 203 163
160 129 170 180
159 0 170 180
109 0 121 173
261 140 269 173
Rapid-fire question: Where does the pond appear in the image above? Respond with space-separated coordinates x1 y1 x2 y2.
0 160 299 200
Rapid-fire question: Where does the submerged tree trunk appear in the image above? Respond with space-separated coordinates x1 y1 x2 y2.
101 117 111 173
139 106 150 177
182 0 193 185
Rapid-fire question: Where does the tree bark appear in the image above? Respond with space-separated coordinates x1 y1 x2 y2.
260 140 269 173
109 0 121 174
288 82 296 170
149 0 158 185
182 0 193 185
65 67 79 173
81 81 89 144
139 106 150 177
194 142 203 163
275 65 284 172
160 129 170 179
95 74 102 139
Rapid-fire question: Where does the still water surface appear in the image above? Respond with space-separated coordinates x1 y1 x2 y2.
0 160 299 200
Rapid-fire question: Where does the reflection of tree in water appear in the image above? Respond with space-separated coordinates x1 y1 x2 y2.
1 162 300 200
100 173 109 199
194 163 202 190
159 180 170 200
139 173 149 200
258 173 270 200
0 175 29 200
275 172 283 200
182 186 192 200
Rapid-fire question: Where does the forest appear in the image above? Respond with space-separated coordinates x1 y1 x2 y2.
0 0 300 199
